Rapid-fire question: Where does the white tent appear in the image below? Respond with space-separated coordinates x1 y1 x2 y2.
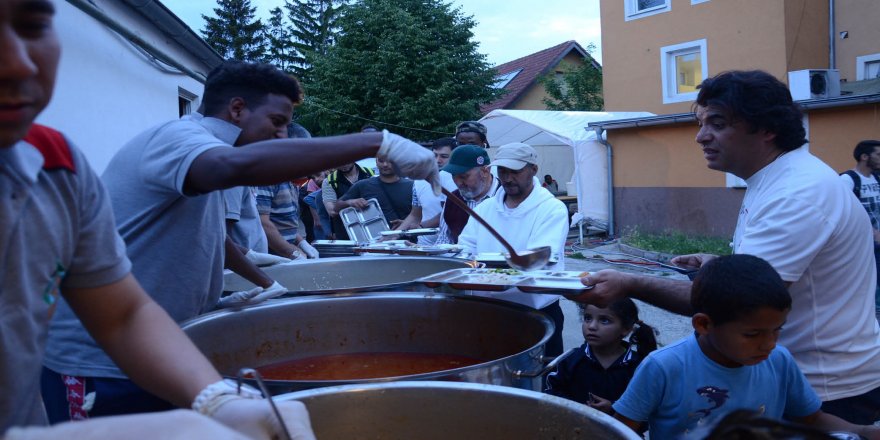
479 110 654 234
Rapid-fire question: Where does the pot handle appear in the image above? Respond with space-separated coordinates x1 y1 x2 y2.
513 347 577 379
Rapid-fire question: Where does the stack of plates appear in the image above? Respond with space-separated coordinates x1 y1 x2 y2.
312 240 358 258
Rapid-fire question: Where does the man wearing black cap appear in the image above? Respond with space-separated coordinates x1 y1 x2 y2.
436 145 500 245
455 121 489 148
457 142 569 356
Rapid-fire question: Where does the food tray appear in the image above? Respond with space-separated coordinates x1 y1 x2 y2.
515 271 593 295
380 228 440 238
395 246 452 256
416 268 593 295
339 198 388 244
465 253 558 269
416 268 529 291
354 243 455 257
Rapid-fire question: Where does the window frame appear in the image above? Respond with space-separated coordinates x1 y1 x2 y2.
178 86 197 117
856 53 880 80
660 39 708 104
624 0 671 22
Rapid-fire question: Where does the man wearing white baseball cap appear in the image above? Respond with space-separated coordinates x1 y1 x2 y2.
457 142 570 356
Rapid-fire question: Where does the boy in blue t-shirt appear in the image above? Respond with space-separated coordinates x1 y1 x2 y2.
612 254 879 439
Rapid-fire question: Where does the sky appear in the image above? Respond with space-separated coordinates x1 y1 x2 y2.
161 0 603 66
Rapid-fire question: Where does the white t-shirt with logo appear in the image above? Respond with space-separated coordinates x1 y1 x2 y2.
839 170 880 230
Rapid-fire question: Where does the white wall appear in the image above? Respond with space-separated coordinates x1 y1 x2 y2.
37 1 207 174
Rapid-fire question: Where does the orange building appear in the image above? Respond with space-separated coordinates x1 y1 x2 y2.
595 0 880 237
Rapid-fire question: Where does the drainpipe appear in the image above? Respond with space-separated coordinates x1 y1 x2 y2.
593 127 615 238
67 0 210 82
829 0 836 69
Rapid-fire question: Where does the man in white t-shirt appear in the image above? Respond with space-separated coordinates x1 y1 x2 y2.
576 70 880 424
398 137 458 245
840 139 880 317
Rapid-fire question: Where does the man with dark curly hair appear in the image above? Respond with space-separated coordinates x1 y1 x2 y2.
578 70 880 424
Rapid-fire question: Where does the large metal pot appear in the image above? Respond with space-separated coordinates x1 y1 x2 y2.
181 293 553 393
223 256 472 294
276 381 640 439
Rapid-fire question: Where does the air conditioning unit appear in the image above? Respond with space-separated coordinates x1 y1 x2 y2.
788 69 841 100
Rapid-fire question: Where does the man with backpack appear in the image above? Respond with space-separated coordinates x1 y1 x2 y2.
841 139 880 317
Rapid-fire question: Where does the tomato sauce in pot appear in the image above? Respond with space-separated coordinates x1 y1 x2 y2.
256 352 485 381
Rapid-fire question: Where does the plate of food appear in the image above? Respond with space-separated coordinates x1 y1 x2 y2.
515 271 593 296
415 268 527 291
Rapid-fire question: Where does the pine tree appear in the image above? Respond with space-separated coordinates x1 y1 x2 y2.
201 0 266 62
299 0 500 139
264 6 297 71
284 0 346 80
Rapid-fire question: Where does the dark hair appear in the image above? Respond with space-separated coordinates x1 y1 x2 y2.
432 137 458 151
580 298 658 356
853 140 880 162
694 70 807 152
287 122 311 139
694 409 837 440
543 174 553 183
691 254 792 326
455 121 488 146
202 61 303 116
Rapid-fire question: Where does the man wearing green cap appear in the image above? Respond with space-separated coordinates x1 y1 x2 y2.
457 142 569 356
436 145 501 244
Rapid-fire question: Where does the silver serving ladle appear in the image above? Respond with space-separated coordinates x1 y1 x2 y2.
442 188 551 271
237 368 292 440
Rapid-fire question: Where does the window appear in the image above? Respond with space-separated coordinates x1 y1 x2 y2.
625 0 670 21
178 87 197 117
660 39 708 104
691 0 710 4
492 69 522 89
856 53 880 80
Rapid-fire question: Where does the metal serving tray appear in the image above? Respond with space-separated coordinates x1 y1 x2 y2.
379 228 440 238
417 268 530 292
463 253 559 269
416 268 593 295
339 199 388 244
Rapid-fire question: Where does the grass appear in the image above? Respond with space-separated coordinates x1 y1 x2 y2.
621 229 732 257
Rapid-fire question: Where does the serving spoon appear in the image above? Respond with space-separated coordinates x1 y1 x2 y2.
441 188 551 271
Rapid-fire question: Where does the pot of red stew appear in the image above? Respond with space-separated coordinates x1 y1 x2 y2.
181 293 554 394
274 381 641 439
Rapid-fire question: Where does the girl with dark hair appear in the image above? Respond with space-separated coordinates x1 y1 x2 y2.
545 298 657 414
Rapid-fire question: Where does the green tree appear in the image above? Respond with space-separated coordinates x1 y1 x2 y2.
299 0 500 139
537 44 604 111
202 0 265 61
264 6 296 71
284 0 346 80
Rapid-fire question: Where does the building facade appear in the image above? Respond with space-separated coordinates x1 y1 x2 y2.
596 0 880 237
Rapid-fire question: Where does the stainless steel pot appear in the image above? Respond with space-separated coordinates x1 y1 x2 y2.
275 381 640 439
181 293 554 393
223 256 473 294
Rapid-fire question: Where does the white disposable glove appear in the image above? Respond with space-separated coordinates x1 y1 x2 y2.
299 241 319 259
193 380 316 440
380 130 441 194
217 282 287 308
211 398 316 440
3 410 251 440
245 250 292 266
290 248 307 260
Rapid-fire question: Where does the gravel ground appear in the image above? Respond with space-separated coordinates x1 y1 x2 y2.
559 242 693 353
